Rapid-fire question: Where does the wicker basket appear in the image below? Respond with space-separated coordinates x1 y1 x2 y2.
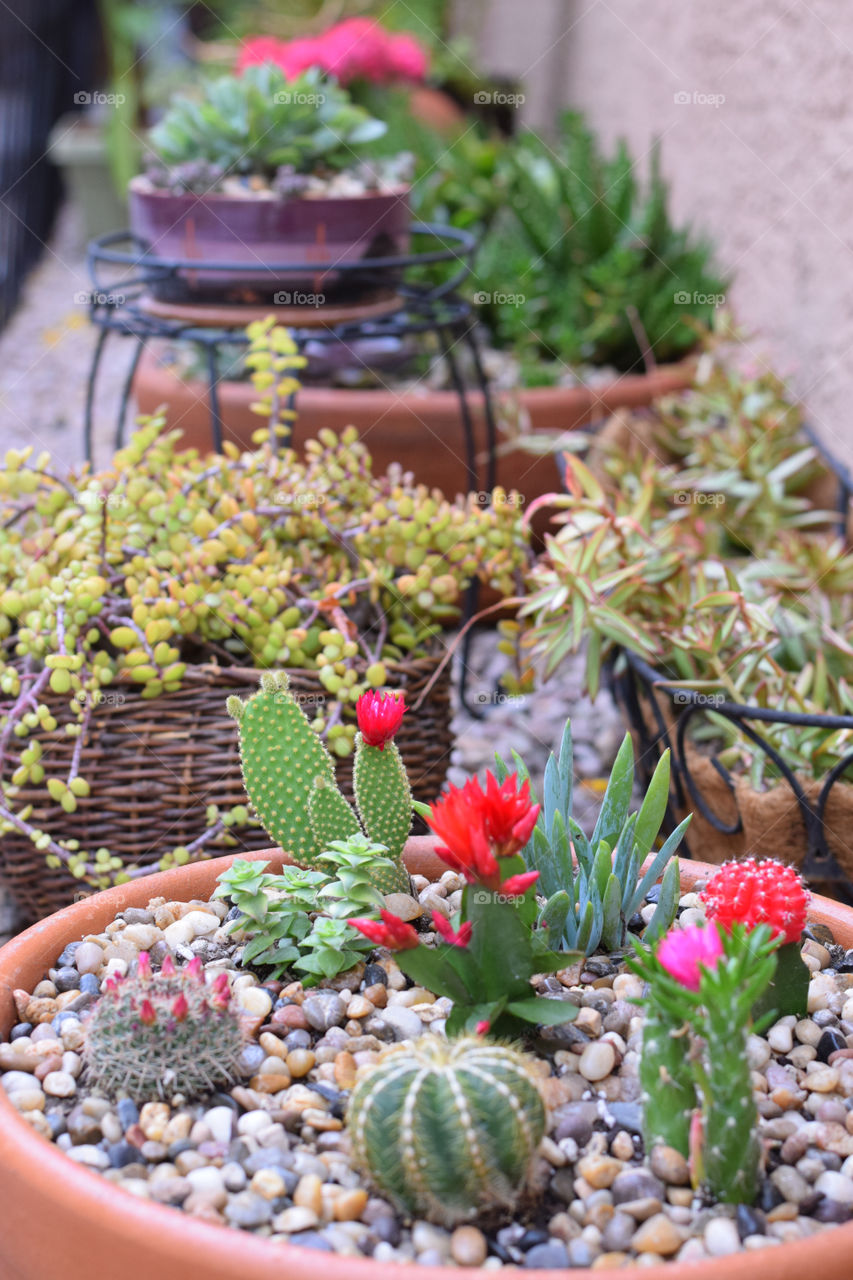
0 659 453 922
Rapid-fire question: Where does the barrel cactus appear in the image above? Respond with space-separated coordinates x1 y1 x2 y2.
348 1036 546 1225
228 673 411 892
82 953 244 1100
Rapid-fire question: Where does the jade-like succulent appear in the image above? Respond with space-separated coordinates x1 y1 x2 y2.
348 1036 546 1225
82 953 244 1101
228 674 412 892
0 390 527 888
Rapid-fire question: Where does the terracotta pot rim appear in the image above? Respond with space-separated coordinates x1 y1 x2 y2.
127 176 412 204
2 844 852 1280
137 349 694 412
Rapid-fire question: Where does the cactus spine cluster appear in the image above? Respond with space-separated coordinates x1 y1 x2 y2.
82 953 244 1101
348 1036 546 1225
228 671 411 892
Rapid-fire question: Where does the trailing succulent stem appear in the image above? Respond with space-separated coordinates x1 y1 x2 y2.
636 1001 694 1155
228 672 412 891
348 1036 546 1226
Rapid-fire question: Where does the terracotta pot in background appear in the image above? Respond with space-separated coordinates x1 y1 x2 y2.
133 352 695 508
2 846 853 1280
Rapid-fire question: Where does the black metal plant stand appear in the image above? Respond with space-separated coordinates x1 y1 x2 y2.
611 650 853 903
83 223 499 714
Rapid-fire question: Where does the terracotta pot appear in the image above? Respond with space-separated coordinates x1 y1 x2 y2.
133 352 695 507
127 179 411 304
2 846 853 1279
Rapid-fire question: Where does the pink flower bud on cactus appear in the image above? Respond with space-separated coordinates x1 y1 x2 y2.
171 993 189 1022
185 956 203 983
657 922 724 991
211 972 231 1008
139 999 157 1027
136 952 151 980
160 955 176 978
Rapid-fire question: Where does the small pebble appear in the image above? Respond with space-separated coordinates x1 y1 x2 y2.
578 1041 616 1082
704 1217 740 1256
450 1226 488 1266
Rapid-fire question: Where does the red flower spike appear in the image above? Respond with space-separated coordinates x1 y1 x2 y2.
349 909 420 951
160 955 176 978
499 870 540 898
185 956 203 983
139 999 157 1027
356 690 406 749
475 1019 491 1036
432 912 472 948
427 771 539 887
171 994 189 1022
700 858 809 944
136 952 151 981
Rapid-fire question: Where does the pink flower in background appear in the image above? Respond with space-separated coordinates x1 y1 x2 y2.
237 20 428 87
657 922 724 991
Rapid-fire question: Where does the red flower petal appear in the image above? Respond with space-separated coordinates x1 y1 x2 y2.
356 690 406 749
499 870 540 898
349 910 419 951
432 911 472 948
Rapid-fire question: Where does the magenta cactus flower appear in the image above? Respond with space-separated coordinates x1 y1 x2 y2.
657 921 724 991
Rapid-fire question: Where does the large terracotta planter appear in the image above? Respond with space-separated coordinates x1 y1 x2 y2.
4 847 850 1280
133 351 695 504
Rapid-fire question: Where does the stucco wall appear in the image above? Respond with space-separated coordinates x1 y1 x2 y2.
456 0 853 467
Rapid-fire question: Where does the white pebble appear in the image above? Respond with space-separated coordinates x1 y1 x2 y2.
238 1110 274 1136
204 1105 236 1144
67 1144 110 1169
104 958 128 980
186 1166 225 1196
1 1070 39 1093
62 1052 82 1078
579 1041 616 1082
746 1035 771 1070
74 942 104 974
704 1217 740 1257
815 1171 853 1205
42 1071 76 1098
236 986 272 1018
767 1022 794 1054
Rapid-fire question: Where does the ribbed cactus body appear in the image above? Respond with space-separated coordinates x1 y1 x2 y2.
354 735 412 863
82 959 243 1101
639 1004 694 1156
227 671 336 865
348 1037 546 1225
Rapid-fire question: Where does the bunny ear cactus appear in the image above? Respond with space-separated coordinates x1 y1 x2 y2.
228 676 411 892
348 1036 546 1226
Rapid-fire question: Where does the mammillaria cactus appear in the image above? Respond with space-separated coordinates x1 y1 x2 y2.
82 953 244 1101
348 1036 546 1225
228 677 411 892
701 857 810 1017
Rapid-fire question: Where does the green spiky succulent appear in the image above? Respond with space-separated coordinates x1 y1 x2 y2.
228 672 411 892
348 1036 546 1225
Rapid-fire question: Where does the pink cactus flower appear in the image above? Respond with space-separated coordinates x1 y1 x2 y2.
657 922 724 992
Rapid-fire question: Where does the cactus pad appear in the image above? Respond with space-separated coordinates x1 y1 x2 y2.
348 1036 546 1225
308 776 361 849
354 735 412 862
228 671 337 864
